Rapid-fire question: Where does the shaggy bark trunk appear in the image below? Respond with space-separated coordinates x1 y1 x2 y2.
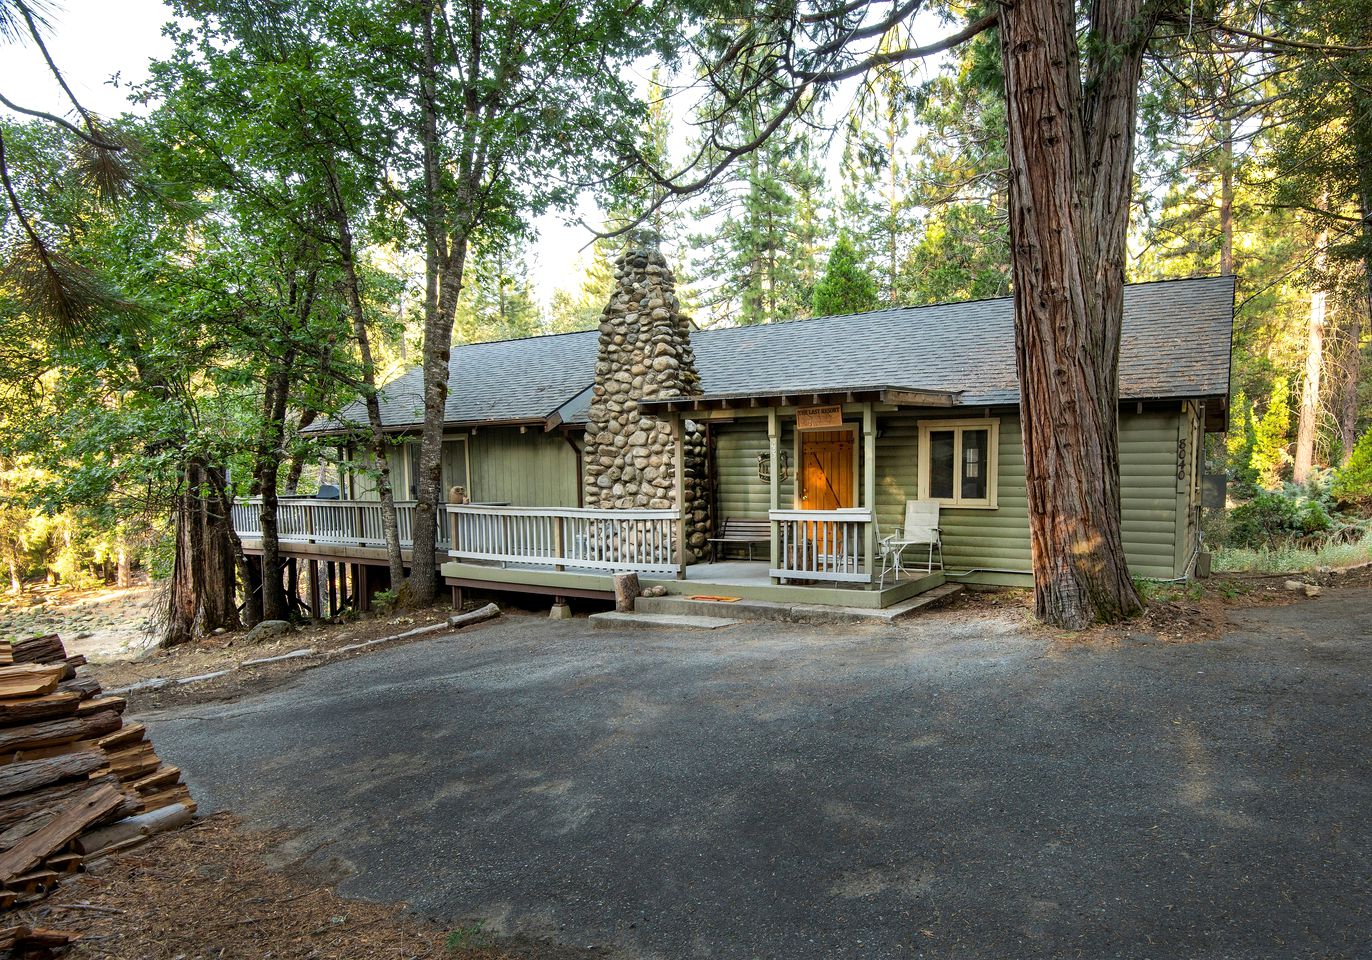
165 462 240 647
997 0 1153 628
202 467 260 628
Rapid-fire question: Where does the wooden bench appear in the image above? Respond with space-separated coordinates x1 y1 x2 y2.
708 517 771 562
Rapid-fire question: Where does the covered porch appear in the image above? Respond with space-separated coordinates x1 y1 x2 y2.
441 382 961 612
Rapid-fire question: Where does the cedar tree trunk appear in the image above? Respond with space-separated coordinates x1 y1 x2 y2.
998 0 1157 628
165 462 240 646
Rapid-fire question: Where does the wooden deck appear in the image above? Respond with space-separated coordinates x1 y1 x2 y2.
442 559 946 609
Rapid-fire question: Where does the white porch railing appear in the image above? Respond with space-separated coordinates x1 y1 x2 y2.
231 498 449 551
769 508 872 583
447 504 682 576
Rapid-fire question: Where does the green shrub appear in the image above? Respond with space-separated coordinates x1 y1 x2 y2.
1226 489 1333 548
1331 430 1372 507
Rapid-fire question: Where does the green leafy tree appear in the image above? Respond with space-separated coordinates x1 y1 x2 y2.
1226 390 1259 486
348 0 685 602
1251 379 1294 487
812 235 879 316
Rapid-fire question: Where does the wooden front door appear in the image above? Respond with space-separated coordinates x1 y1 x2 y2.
799 430 854 510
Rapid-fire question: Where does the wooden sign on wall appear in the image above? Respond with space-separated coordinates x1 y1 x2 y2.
796 405 843 430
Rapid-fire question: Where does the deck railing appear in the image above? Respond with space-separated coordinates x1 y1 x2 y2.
446 503 682 576
769 508 872 583
232 497 449 551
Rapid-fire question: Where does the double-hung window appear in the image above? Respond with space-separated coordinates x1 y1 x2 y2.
918 419 999 508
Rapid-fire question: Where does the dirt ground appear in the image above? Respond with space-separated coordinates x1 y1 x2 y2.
88 603 469 712
19 813 592 960
938 561 1372 645
0 578 161 663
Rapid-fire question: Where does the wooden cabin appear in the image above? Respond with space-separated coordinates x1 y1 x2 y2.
232 275 1234 612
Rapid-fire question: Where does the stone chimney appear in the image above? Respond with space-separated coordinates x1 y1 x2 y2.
582 230 709 559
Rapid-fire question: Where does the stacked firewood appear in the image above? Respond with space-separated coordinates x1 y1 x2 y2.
0 634 194 917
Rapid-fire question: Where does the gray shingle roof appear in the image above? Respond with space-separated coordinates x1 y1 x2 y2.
319 327 600 433
315 276 1234 434
692 275 1234 406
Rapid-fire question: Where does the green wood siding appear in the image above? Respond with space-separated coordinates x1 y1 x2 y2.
343 445 405 502
712 421 794 527
349 440 462 502
469 426 578 506
712 409 1190 579
1120 412 1187 578
872 413 1033 573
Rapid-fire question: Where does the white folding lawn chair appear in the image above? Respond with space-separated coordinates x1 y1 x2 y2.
878 499 944 588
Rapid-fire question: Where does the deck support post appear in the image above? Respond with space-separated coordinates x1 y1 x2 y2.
327 561 337 617
673 414 687 580
862 403 876 586
768 408 781 584
308 559 321 620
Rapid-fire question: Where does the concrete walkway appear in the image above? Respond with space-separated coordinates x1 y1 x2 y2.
145 594 1372 959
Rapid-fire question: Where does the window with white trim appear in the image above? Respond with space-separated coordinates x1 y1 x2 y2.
918 419 999 508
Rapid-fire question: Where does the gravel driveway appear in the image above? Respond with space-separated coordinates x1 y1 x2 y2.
145 593 1372 959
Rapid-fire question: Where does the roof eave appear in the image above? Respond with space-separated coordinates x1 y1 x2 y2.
639 385 963 414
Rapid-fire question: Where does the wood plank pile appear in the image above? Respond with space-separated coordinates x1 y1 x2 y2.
0 634 195 925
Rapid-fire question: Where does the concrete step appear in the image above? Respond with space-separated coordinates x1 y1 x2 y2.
589 611 743 630
633 583 963 625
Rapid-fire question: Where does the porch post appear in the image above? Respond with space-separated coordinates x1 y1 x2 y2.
768 408 781 583
863 403 876 584
673 413 687 580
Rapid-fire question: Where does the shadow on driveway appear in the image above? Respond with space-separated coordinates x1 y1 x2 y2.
146 592 1372 959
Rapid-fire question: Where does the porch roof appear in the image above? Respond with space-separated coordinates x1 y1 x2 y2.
638 384 962 414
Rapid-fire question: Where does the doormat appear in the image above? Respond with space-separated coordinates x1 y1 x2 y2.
688 595 741 602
